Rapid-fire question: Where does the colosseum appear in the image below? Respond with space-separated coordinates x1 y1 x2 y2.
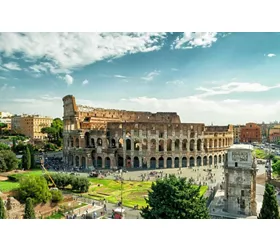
62 95 234 170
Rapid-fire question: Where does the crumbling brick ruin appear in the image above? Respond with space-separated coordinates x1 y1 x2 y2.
62 95 234 169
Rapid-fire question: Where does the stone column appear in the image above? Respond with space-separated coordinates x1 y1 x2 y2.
164 139 167 152
186 157 190 168
201 140 204 152
131 153 134 168
164 157 167 168
123 132 126 168
102 157 105 169
172 158 175 168
156 139 159 153
147 159 151 169
172 140 175 152
194 139 197 153
156 158 158 169
212 139 214 148
139 157 142 168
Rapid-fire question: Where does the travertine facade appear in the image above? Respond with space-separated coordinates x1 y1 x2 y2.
224 145 257 216
63 95 234 169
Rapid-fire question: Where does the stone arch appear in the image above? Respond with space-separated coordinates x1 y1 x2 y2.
81 156 86 168
118 155 123 167
85 132 90 148
134 156 140 168
167 139 172 151
105 157 111 168
175 157 179 168
175 139 180 151
222 154 225 163
214 155 217 164
190 156 195 167
209 139 213 148
190 139 195 152
75 156 79 167
126 139 131 150
97 156 102 168
111 138 116 148
218 155 222 163
75 138 79 148
182 139 187 151
197 139 202 151
91 138 95 148
150 157 156 169
167 157 172 168
126 156 131 168
209 155 213 165
159 156 164 168
197 156 202 166
203 156 207 166
159 139 164 152
97 138 102 146
150 139 156 152
142 157 147 168
182 157 187 167
70 137 74 147
134 139 140 151
118 138 123 148
142 139 148 151
214 139 217 148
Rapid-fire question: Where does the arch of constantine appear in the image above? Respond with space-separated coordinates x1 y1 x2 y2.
62 95 234 169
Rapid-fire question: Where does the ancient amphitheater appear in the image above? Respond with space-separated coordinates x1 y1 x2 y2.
62 95 234 169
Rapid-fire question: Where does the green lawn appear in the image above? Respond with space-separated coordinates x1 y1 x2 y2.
0 181 20 192
45 212 65 219
86 178 208 208
254 149 267 159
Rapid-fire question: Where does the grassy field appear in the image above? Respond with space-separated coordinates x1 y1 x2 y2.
254 149 267 159
86 178 208 208
45 212 65 219
0 181 20 192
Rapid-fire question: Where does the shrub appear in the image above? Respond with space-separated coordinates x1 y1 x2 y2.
24 198 35 219
51 189 63 203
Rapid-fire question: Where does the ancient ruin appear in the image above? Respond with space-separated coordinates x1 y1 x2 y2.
62 95 234 169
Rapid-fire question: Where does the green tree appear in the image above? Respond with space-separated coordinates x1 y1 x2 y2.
19 175 52 204
272 160 280 176
0 150 18 172
27 144 35 169
141 175 209 219
0 123 7 135
0 143 10 151
21 147 31 170
0 197 6 219
258 184 280 219
50 189 63 203
24 198 36 219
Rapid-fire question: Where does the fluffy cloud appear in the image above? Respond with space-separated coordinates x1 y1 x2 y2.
166 80 185 86
82 79 89 85
0 33 167 73
63 74 73 85
141 70 160 81
2 62 21 70
195 82 280 97
172 32 218 50
114 75 126 78
267 53 276 57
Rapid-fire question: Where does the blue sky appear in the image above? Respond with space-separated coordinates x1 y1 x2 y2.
0 32 280 124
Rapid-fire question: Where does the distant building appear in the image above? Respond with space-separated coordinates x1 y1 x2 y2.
0 118 11 130
11 114 53 140
268 125 280 143
240 123 261 143
0 111 13 118
233 125 245 144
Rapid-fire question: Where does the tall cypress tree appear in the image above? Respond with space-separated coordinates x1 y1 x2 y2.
22 147 31 170
258 183 280 219
0 197 6 219
24 198 36 219
27 144 35 169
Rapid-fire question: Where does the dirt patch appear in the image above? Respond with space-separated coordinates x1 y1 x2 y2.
0 176 8 181
0 170 25 177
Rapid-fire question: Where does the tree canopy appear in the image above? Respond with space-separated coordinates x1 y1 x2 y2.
0 150 18 172
141 174 209 219
258 183 280 219
21 146 31 170
0 143 10 151
41 118 63 147
19 175 52 204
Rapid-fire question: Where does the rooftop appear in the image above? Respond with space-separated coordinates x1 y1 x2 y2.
229 144 254 150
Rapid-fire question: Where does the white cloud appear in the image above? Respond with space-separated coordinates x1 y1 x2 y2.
82 79 89 85
141 70 160 81
166 80 185 86
114 75 126 78
40 95 61 101
3 62 21 70
0 32 167 73
222 99 240 103
63 74 73 85
172 32 218 50
267 53 276 57
195 82 280 97
171 68 178 71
